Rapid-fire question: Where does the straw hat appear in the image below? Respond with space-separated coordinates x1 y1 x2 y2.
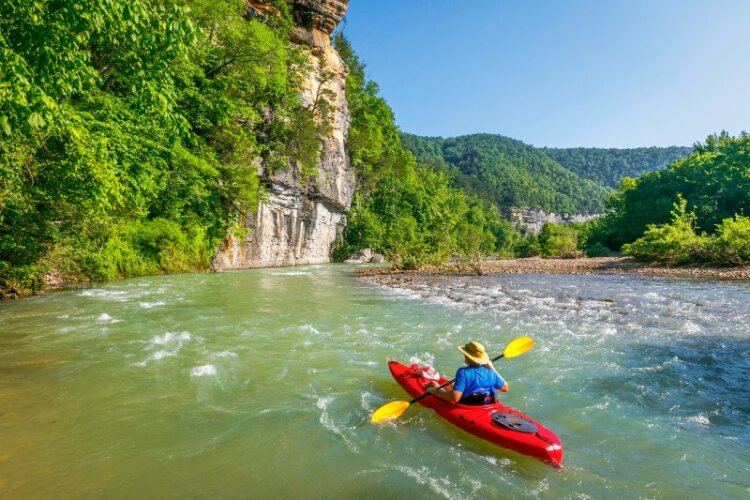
458 341 490 365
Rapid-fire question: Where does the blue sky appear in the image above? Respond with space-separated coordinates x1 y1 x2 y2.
341 0 750 147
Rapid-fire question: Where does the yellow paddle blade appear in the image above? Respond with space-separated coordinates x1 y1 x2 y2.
371 400 411 423
502 336 535 359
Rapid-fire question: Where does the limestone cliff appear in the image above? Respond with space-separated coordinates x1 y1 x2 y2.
213 0 353 269
503 207 600 235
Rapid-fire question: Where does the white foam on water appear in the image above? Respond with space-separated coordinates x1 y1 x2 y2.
683 321 702 334
135 331 192 366
79 288 152 301
632 356 680 374
686 414 710 425
315 395 358 452
360 391 373 411
152 350 175 361
393 465 456 499
190 364 217 377
133 349 176 367
530 478 550 496
408 352 436 367
586 400 611 411
299 324 320 335
97 313 113 322
139 301 166 309
643 292 666 301
602 326 618 335
213 351 237 359
150 331 191 345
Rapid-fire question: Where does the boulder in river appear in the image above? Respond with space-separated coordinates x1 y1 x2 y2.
344 248 385 264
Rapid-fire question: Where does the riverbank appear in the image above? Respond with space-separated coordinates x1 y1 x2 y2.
358 257 750 282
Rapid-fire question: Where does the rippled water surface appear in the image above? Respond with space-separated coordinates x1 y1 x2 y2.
1 266 749 498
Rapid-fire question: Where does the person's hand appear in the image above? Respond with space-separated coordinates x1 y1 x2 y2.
500 384 508 393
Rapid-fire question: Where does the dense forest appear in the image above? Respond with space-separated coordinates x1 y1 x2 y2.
586 132 750 264
402 133 609 213
543 146 691 188
404 133 693 213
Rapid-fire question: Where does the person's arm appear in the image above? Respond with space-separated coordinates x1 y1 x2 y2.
487 361 508 392
427 386 462 402
428 368 466 402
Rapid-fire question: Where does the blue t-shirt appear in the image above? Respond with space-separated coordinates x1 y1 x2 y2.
453 365 505 398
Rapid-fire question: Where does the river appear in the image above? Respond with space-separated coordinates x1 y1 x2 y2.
1 265 748 498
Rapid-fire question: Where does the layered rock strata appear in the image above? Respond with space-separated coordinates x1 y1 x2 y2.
502 207 600 234
213 0 353 269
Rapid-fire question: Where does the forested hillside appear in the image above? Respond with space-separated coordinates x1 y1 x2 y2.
402 133 610 213
543 146 691 188
333 37 520 267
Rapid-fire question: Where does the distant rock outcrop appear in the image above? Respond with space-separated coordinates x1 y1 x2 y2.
502 207 599 234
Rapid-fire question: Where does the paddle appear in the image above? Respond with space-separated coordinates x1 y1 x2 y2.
371 336 535 424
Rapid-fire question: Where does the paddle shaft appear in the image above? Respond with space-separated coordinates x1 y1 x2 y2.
408 352 506 405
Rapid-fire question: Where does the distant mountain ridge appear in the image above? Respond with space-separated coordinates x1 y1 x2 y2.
542 146 692 188
402 132 691 214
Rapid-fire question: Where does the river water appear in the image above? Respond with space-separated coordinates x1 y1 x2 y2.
1 265 748 498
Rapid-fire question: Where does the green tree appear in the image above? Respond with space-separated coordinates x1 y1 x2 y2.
538 223 580 258
622 197 707 265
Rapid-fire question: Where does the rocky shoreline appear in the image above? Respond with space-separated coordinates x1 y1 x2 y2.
358 257 750 283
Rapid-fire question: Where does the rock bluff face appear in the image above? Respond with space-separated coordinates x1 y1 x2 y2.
213 0 353 269
503 207 600 234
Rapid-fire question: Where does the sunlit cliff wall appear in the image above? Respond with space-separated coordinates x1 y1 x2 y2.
213 0 353 269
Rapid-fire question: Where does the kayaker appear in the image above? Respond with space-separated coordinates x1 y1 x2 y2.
427 341 508 405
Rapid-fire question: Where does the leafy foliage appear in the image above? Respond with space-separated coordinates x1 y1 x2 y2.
543 146 691 188
622 200 750 266
538 223 581 258
588 132 750 255
0 0 317 292
709 215 750 264
621 197 707 265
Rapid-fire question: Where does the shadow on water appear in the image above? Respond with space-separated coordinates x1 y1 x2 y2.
590 336 750 431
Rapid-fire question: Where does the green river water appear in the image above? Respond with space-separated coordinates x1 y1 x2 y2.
1 265 749 498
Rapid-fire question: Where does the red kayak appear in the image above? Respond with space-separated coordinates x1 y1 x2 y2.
388 361 563 468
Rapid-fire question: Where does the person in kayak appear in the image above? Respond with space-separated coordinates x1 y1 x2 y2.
427 341 508 405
